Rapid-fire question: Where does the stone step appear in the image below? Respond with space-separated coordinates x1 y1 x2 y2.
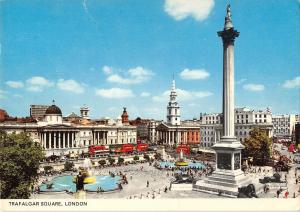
207 176 237 184
193 184 238 196
203 179 238 188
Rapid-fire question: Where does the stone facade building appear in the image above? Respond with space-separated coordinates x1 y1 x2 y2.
272 114 296 139
199 107 273 147
156 79 200 146
0 103 137 157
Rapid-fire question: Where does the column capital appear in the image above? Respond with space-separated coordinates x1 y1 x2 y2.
218 28 239 46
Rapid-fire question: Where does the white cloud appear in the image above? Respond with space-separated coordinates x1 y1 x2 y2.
140 92 150 97
164 0 215 21
243 83 265 92
106 66 154 84
26 76 53 92
6 81 24 88
282 76 300 89
236 78 247 85
152 88 213 102
95 88 135 99
57 79 85 94
102 65 113 75
180 69 210 80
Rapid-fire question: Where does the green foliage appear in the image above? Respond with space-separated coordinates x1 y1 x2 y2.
0 131 44 199
243 128 273 166
98 160 106 166
118 157 124 164
143 154 150 161
133 155 139 161
107 157 115 165
43 165 53 173
64 161 74 171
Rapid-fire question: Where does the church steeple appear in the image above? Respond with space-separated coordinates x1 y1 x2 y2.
167 78 180 125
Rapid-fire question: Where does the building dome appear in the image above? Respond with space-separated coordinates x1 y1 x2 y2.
45 104 62 115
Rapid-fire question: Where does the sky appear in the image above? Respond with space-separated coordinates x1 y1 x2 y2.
0 0 299 120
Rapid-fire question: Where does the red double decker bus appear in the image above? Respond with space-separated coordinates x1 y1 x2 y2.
136 143 148 152
89 145 109 156
118 144 135 153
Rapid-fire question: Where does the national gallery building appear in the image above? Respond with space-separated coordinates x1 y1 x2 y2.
0 103 137 157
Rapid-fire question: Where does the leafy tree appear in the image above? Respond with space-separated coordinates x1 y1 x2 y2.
143 154 150 161
133 155 139 161
107 157 115 165
43 165 53 174
64 161 74 171
118 157 124 164
243 128 272 166
0 131 44 199
98 160 106 166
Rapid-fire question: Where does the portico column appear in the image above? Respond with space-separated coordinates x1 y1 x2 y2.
43 133 46 149
58 132 61 149
49 132 52 149
63 132 65 149
70 132 74 148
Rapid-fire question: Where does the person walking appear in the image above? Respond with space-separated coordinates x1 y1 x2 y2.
146 180 149 187
284 190 289 198
276 190 280 198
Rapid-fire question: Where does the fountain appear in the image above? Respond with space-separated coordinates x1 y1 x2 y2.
39 158 122 196
175 149 189 167
73 158 96 186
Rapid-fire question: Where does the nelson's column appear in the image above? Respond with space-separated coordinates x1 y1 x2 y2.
195 5 251 196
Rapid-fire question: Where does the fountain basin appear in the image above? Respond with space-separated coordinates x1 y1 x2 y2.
40 175 121 193
159 161 206 169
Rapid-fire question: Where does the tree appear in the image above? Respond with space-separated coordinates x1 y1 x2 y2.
64 161 74 171
98 160 106 166
143 154 150 161
0 131 44 198
133 155 139 161
118 157 124 164
243 128 272 166
107 157 115 165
